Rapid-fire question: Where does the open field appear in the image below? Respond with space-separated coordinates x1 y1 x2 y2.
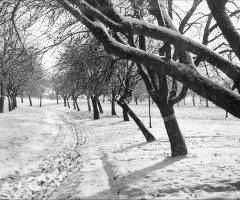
0 97 240 199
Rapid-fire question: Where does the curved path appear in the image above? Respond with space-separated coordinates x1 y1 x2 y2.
1 102 240 200
0 106 84 199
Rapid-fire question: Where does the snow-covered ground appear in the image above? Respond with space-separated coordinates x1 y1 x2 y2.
0 97 240 199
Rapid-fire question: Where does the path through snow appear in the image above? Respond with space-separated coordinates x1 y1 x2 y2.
0 98 240 199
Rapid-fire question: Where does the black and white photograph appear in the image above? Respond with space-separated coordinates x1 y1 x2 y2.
0 0 240 199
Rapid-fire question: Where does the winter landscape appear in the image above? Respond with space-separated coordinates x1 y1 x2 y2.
0 97 240 199
1 0 240 199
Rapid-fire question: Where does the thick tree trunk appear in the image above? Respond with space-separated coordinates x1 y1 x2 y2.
207 0 240 61
206 99 209 107
87 96 91 111
155 100 188 156
123 107 130 121
97 98 103 113
117 101 156 142
21 96 23 103
29 94 32 106
91 95 100 120
60 0 240 118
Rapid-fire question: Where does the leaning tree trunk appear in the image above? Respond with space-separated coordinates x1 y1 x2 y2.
123 106 130 121
87 96 91 111
117 100 156 142
75 98 80 111
91 95 100 120
154 98 188 156
72 96 76 110
67 98 70 108
29 93 32 106
97 97 103 113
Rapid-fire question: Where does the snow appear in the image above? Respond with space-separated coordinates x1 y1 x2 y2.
0 97 240 199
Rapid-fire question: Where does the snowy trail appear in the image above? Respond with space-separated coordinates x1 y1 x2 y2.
49 106 240 200
0 108 83 199
1 100 240 199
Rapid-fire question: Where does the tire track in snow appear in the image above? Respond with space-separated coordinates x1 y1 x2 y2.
0 111 85 200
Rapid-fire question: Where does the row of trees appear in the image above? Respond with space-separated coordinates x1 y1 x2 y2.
2 0 240 157
0 1 50 112
51 0 240 156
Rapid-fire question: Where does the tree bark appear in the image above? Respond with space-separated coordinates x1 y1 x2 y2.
111 90 116 115
40 93 42 107
73 98 76 110
207 0 240 61
97 97 103 113
117 100 156 142
192 95 196 106
91 95 100 120
75 98 80 111
0 86 4 113
63 97 67 107
67 98 70 108
122 106 130 121
29 93 32 106
135 96 138 105
13 97 17 109
155 98 188 156
8 96 12 111
111 100 116 115
58 0 240 118
87 96 91 111
56 92 59 104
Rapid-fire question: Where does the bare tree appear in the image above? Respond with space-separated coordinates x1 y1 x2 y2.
55 0 240 156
